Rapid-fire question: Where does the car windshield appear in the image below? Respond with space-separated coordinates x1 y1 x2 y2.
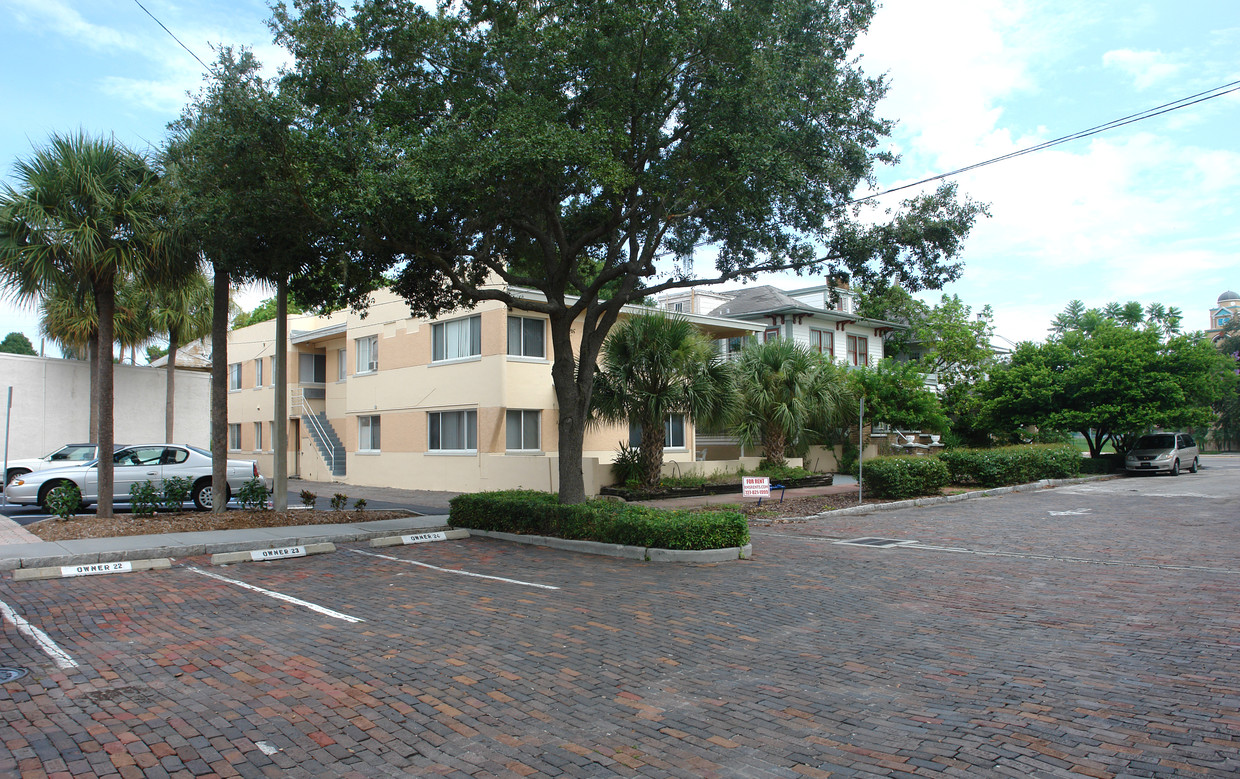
47 444 96 461
1136 434 1175 449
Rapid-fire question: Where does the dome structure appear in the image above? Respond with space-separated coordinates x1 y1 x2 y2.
1220 290 1240 303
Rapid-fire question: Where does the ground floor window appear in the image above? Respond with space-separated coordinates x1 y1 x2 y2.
847 334 869 366
506 410 541 451
358 415 381 452
810 328 833 357
254 422 264 451
629 414 686 449
429 409 477 452
228 424 241 451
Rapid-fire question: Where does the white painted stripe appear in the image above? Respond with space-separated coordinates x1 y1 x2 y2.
353 549 560 590
186 567 364 623
0 598 79 669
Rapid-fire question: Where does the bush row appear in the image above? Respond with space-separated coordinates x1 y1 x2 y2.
449 490 749 551
1079 453 1124 474
936 444 1081 487
861 457 950 500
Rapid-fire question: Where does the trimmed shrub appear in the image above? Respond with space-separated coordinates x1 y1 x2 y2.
237 478 270 510
937 444 1081 487
862 457 949 500
161 476 192 511
449 490 749 551
1080 453 1124 474
47 483 82 520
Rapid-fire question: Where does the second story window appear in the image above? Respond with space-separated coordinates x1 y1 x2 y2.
507 316 545 358
356 335 378 373
432 315 481 362
254 358 263 387
228 362 242 391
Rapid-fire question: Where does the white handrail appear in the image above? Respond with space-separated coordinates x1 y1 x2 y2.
292 389 342 473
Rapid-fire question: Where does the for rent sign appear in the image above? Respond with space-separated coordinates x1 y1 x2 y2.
742 477 771 497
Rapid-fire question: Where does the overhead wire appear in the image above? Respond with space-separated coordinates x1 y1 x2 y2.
853 79 1240 203
131 0 210 71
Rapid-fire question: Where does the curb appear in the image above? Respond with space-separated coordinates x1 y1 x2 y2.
0 515 454 571
464 528 752 562
809 474 1122 519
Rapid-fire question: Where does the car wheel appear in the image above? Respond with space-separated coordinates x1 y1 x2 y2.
192 479 230 511
5 468 30 486
1170 459 1180 476
38 479 78 513
1189 457 1199 473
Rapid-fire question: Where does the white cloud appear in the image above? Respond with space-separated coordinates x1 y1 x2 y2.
1102 49 1184 90
3 0 137 51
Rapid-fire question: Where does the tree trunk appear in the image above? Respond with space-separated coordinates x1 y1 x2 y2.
763 428 788 468
95 283 116 519
165 340 178 442
211 268 230 513
549 313 590 504
639 422 666 488
272 280 288 511
88 334 99 443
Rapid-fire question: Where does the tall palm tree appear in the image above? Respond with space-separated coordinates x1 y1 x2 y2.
733 338 853 468
146 268 214 442
0 132 163 518
590 313 737 488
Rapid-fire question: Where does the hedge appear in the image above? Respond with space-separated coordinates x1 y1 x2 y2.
936 444 1081 487
449 490 749 551
1080 453 1124 474
862 457 949 499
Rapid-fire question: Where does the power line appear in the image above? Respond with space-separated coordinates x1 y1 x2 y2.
853 79 1240 204
131 0 209 71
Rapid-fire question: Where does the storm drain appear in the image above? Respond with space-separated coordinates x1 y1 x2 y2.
0 667 29 683
835 537 917 549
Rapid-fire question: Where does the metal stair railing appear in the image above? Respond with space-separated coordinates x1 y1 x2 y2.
292 388 343 475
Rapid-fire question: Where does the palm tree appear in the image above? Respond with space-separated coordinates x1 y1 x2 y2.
590 313 737 488
0 133 163 518
733 338 853 468
146 269 214 442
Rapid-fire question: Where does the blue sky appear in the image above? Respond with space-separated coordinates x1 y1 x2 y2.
1 0 1237 354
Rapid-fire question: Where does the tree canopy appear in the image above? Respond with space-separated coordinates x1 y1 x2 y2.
984 318 1234 457
259 0 985 501
0 331 35 355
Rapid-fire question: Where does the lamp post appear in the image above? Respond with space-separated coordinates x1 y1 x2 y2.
858 395 864 502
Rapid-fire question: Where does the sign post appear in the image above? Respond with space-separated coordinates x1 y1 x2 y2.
858 396 864 503
2 387 11 507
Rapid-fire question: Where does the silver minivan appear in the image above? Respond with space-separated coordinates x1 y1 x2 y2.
1125 432 1200 476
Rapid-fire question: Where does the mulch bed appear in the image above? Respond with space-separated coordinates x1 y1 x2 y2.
26 509 414 542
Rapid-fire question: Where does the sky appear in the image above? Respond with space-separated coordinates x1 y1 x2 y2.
0 0 1237 356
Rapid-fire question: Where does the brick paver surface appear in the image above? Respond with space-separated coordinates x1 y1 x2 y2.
2 458 1238 777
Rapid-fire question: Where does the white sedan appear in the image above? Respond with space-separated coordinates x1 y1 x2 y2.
3 444 267 512
4 443 127 485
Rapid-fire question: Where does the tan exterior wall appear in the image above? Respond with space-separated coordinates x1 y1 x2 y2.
226 287 761 494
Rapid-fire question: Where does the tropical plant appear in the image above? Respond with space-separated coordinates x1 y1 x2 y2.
733 338 853 468
0 132 165 518
299 489 317 508
237 478 270 510
591 313 737 488
330 493 348 511
46 483 83 521
145 269 214 441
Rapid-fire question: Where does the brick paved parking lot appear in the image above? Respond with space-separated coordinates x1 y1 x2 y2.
2 456 1239 778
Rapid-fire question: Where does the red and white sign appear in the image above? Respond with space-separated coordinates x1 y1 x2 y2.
742 476 771 497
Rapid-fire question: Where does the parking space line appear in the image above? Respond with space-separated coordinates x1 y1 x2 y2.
186 567 364 622
0 598 79 669
751 531 1240 574
352 549 560 590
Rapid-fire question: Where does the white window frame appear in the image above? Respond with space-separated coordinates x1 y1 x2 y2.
628 414 687 450
254 422 263 452
228 423 242 451
228 362 242 391
358 415 381 453
355 335 378 374
337 348 347 381
254 358 263 388
432 315 482 363
428 410 478 453
506 410 541 452
507 316 546 359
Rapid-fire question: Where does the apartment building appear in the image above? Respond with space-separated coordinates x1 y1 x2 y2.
225 286 762 494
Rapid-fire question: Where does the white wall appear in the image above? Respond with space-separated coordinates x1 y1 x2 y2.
0 353 211 460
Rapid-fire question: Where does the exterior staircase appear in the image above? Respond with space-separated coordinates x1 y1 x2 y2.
304 411 346 477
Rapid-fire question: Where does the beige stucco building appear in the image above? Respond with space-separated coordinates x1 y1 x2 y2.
225 285 763 494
